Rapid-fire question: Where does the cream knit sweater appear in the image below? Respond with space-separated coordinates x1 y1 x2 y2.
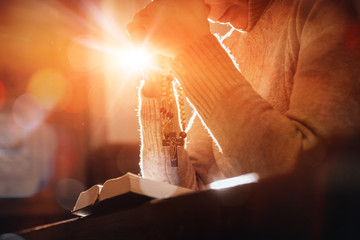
139 0 360 189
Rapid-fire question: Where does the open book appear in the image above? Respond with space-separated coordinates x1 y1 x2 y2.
72 172 193 216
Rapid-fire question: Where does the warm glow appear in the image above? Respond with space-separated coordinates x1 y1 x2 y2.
68 35 154 74
103 45 154 73
209 173 259 190
0 0 150 202
67 36 103 72
120 47 153 72
64 78 88 114
88 83 108 117
27 68 68 110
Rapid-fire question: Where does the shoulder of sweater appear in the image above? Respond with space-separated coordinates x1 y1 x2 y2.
242 0 357 42
295 0 357 38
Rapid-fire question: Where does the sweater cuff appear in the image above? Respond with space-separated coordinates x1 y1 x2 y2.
139 93 162 122
171 34 244 120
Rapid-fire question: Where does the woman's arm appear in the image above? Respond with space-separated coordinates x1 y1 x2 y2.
171 0 360 178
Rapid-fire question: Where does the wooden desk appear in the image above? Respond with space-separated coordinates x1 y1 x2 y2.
18 163 360 240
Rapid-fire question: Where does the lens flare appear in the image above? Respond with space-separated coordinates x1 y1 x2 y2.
12 94 46 131
117 47 153 72
67 35 103 72
27 68 68 110
55 178 85 211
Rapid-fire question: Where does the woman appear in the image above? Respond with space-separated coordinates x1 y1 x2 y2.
127 0 360 189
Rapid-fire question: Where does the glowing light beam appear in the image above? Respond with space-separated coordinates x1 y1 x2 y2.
209 173 259 190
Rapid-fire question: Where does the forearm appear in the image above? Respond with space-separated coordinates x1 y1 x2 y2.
170 34 322 178
139 89 198 189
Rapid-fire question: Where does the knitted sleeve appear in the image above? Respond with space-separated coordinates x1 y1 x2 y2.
170 1 360 179
138 88 193 188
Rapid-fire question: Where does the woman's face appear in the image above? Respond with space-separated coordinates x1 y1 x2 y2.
204 0 247 29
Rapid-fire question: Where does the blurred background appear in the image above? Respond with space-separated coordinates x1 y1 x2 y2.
0 0 230 233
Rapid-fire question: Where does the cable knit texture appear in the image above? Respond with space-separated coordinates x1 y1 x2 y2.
139 0 360 189
247 0 271 30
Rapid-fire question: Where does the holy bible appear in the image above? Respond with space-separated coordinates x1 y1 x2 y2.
72 172 193 216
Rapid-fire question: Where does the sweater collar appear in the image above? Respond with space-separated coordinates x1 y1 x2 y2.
246 0 272 31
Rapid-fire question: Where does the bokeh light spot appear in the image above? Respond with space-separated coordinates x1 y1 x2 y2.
0 81 7 110
12 94 45 131
27 68 68 110
0 233 25 240
55 178 85 211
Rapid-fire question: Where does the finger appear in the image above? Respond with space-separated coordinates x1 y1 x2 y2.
133 8 150 20
204 3 211 17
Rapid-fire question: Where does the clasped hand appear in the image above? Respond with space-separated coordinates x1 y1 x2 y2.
127 0 211 58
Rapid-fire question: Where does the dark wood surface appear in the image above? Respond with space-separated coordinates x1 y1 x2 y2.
18 161 360 240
